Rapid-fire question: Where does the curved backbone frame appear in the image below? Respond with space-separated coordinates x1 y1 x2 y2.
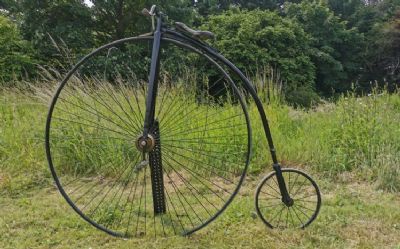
165 30 280 165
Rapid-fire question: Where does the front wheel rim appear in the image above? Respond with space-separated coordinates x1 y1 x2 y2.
45 35 252 237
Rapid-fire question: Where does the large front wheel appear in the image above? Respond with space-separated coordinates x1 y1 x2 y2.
45 35 252 237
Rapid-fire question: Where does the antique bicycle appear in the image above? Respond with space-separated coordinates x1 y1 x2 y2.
45 5 321 238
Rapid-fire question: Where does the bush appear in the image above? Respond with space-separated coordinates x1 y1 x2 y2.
285 86 320 108
200 8 317 106
0 15 35 84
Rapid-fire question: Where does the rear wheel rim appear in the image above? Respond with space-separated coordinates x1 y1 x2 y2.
255 169 321 229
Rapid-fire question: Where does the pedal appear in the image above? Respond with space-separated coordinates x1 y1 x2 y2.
134 160 149 172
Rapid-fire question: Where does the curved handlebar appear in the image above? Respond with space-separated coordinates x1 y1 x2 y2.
175 22 215 40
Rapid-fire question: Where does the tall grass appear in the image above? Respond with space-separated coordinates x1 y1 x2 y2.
1 78 399 192
247 85 400 191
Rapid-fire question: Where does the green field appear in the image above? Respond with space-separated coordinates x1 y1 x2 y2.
1 88 399 248
1 0 400 247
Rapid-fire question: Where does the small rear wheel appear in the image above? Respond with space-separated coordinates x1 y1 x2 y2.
255 168 321 229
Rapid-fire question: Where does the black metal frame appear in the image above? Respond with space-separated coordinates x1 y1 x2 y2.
142 7 293 207
45 4 313 237
139 10 255 234
143 16 162 137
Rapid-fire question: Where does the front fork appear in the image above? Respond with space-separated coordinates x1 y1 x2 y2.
255 98 293 207
143 16 162 137
139 16 167 215
273 164 293 207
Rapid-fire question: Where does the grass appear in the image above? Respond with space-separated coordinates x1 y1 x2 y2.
2 86 399 187
0 175 399 249
1 85 400 248
247 88 400 192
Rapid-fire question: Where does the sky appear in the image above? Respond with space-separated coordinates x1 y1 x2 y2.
83 0 198 7
84 0 94 7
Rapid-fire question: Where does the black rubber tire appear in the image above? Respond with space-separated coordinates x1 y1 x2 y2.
255 168 321 229
45 35 252 238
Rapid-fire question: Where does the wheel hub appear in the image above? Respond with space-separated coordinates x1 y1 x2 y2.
136 134 156 152
283 197 294 207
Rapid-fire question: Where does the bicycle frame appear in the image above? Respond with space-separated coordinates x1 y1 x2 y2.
44 4 321 237
143 13 294 207
143 16 162 137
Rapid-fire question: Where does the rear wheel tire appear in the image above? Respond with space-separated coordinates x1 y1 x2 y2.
255 168 321 229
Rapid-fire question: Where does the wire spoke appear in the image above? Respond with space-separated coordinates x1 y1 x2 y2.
162 143 241 178
47 37 252 238
163 157 217 215
162 146 235 188
162 149 229 199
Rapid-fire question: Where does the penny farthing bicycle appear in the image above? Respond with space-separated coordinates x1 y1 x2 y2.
45 5 321 238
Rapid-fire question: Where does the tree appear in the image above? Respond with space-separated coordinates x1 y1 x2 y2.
17 0 94 66
195 0 302 15
201 9 318 106
361 8 400 87
286 1 364 95
348 0 400 89
326 0 365 23
381 9 400 84
0 14 34 83
91 0 195 44
0 0 20 12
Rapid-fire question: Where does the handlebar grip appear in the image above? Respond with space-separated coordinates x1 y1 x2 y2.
175 22 215 40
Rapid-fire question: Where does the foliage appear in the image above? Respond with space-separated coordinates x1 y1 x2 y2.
326 0 366 23
1 0 400 104
379 9 400 84
17 0 94 66
91 0 195 44
285 1 364 96
326 0 400 91
201 9 317 106
327 89 400 174
0 15 35 84
195 0 303 15
360 7 400 88
284 85 320 108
